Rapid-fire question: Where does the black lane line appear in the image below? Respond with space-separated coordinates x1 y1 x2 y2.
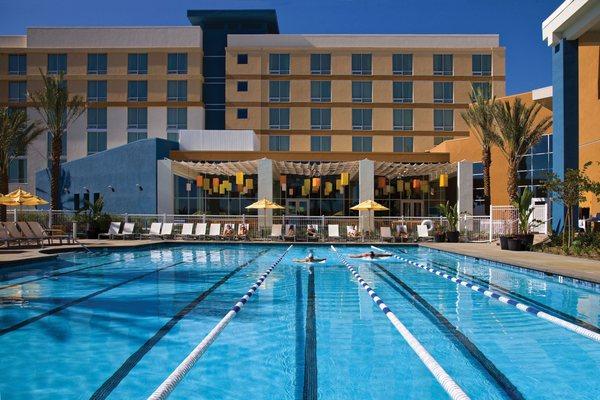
89 249 269 400
0 258 188 337
373 263 525 400
0 251 155 291
302 265 317 400
295 267 305 400
414 255 600 334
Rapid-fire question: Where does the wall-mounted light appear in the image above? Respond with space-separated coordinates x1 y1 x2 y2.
108 185 115 192
63 188 70 194
83 187 90 193
136 184 143 191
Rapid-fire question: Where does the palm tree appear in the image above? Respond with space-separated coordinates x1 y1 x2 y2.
492 97 552 203
461 87 499 214
29 71 85 209
0 108 45 221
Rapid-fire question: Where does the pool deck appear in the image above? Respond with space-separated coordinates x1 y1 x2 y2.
0 239 599 284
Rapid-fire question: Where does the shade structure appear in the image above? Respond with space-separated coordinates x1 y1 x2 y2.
245 198 284 210
0 188 48 207
350 199 389 212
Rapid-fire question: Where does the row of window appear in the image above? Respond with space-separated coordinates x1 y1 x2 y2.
236 53 492 76
252 80 492 103
267 135 440 152
6 52 189 75
236 107 455 131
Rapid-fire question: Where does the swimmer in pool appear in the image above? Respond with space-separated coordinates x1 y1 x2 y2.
293 250 326 263
349 250 392 259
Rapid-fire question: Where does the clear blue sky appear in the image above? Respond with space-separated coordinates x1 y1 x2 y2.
0 0 562 95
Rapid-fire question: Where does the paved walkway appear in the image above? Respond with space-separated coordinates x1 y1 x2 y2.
422 242 600 284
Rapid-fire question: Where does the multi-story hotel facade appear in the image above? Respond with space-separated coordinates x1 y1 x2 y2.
0 10 506 217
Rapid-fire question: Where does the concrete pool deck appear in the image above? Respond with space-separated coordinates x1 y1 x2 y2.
0 239 599 284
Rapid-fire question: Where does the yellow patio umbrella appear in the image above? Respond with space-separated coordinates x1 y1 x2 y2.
246 198 285 235
0 188 49 207
351 200 389 233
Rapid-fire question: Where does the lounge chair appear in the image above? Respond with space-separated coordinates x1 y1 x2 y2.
270 224 282 240
284 224 296 241
306 224 319 241
346 225 360 241
328 224 341 241
3 222 28 246
28 221 69 245
142 222 162 239
208 223 221 239
380 226 394 242
221 223 236 240
0 225 13 247
99 221 121 239
194 222 207 239
237 223 249 240
396 224 409 242
114 222 136 239
17 221 43 246
176 223 194 240
160 223 174 239
417 225 433 241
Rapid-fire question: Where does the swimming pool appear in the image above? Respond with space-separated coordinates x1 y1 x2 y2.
0 244 599 399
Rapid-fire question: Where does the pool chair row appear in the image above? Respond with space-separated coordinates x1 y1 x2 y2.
269 224 408 242
99 221 250 241
0 221 71 247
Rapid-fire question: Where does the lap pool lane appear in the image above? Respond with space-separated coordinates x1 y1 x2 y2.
347 246 600 400
0 245 269 400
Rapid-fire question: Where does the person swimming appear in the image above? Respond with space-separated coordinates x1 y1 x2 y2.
349 250 392 259
293 250 326 263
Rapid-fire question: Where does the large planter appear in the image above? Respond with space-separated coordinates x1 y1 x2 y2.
507 237 523 251
446 231 460 243
516 234 534 251
499 235 513 250
434 233 446 242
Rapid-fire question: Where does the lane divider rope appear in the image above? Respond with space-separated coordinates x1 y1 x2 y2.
331 246 471 400
147 245 293 400
372 246 600 343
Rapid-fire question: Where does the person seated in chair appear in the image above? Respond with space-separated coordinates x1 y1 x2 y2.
286 225 295 237
238 224 248 237
307 225 318 238
223 224 235 238
348 225 359 238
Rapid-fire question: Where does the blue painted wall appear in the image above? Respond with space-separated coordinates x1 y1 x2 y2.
35 138 178 214
551 38 579 231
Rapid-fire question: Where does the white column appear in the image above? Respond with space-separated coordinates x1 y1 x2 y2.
157 159 174 214
457 161 473 230
359 159 375 232
257 158 274 228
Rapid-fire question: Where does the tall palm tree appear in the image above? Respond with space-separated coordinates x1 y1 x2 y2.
29 71 85 210
0 108 45 221
492 97 552 203
461 87 499 214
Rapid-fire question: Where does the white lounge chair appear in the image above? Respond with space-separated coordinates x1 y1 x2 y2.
194 223 207 239
328 224 341 241
176 223 194 239
114 222 136 239
99 221 121 239
160 223 174 239
380 226 394 242
346 225 360 241
237 223 249 240
270 224 282 240
208 223 221 239
417 225 433 241
142 222 162 239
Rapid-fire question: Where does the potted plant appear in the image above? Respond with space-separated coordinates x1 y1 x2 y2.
433 223 446 242
438 201 460 243
511 187 541 251
74 196 111 239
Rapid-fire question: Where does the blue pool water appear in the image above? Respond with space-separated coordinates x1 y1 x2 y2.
0 244 599 399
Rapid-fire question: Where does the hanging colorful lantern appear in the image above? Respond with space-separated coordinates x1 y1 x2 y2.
439 173 448 188
312 177 321 188
186 181 192 192
412 178 421 191
212 177 220 191
325 181 333 195
236 171 244 185
196 175 204 188
396 180 403 192
404 182 411 191
203 179 210 191
279 175 287 192
289 188 294 196
341 172 349 186
335 179 341 190
219 183 226 195
421 180 429 192
301 186 308 196
377 176 386 189
245 178 254 190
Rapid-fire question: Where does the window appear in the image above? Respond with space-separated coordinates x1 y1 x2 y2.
392 54 412 75
472 82 492 99
393 109 413 130
8 81 26 102
393 82 413 103
128 53 148 74
433 82 453 103
127 131 148 143
167 80 187 101
434 109 453 131
9 157 27 183
352 109 372 130
237 108 248 119
269 108 290 129
352 136 372 152
269 54 290 75
8 54 26 75
237 54 248 64
434 136 453 145
167 53 187 74
433 54 453 76
310 81 331 102
87 131 107 155
47 132 67 168
311 54 331 75
47 54 67 74
269 135 290 151
87 108 107 129
352 54 372 75
517 134 553 197
472 54 492 76
87 53 107 75
393 136 414 152
127 81 148 101
352 81 372 103
310 108 331 129
311 135 331 151
269 81 290 102
167 108 187 143
237 81 248 92
127 107 147 129
87 80 107 102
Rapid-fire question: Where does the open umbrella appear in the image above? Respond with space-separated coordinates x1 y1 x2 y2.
351 199 389 233
246 198 284 237
0 188 48 207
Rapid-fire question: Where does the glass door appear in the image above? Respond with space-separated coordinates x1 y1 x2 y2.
401 200 424 217
286 199 309 215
